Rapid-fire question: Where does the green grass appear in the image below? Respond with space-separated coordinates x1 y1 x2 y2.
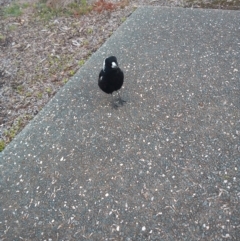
0 34 6 41
3 0 93 21
3 3 22 17
4 117 23 141
34 0 92 22
34 2 60 21
87 28 93 34
17 85 24 94
8 25 17 31
63 78 68 84
121 17 126 22
37 92 43 99
0 140 5 152
68 0 92 16
69 69 75 76
47 54 72 76
46 87 52 94
1 113 33 151
3 115 33 148
22 3 30 9
25 92 32 97
78 59 85 67
4 128 17 140
83 40 89 46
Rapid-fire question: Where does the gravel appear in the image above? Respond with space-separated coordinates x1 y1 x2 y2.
0 0 240 150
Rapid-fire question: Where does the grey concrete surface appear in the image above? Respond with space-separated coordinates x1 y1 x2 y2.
1 7 240 240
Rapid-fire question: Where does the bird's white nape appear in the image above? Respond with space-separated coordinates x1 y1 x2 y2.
111 62 117 68
103 59 106 71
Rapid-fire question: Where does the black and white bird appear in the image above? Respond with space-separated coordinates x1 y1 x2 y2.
98 56 125 108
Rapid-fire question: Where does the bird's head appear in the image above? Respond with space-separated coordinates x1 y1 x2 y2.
103 56 119 72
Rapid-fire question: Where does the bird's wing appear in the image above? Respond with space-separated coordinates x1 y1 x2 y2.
98 70 107 90
98 70 103 78
119 68 124 80
98 70 104 82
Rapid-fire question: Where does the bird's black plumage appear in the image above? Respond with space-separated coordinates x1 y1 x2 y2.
98 56 125 108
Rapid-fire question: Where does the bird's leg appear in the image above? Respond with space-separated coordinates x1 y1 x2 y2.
117 92 126 106
111 93 119 109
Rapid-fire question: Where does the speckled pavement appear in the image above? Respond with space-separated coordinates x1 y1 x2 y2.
1 7 240 240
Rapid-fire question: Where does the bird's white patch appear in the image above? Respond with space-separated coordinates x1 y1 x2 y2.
111 62 117 68
100 76 103 81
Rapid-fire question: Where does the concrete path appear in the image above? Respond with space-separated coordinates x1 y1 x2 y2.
1 7 240 240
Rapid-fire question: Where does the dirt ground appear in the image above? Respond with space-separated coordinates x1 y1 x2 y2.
0 0 240 151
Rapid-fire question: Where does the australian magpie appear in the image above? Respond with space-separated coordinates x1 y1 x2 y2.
98 56 125 108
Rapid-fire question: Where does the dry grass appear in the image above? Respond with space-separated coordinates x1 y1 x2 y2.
184 0 240 9
93 0 129 12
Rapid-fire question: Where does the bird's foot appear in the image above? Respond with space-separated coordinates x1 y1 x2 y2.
118 98 126 106
112 102 119 109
